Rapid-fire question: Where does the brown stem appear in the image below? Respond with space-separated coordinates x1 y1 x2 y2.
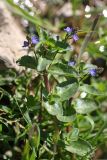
43 74 51 92
66 126 71 133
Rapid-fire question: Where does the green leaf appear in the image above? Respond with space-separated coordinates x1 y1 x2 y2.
37 57 51 71
80 84 106 96
45 38 70 52
75 99 98 114
0 105 12 114
22 140 30 160
28 123 40 151
27 95 36 107
56 82 78 101
0 124 2 132
30 150 36 160
48 94 61 103
85 116 95 131
43 102 63 116
44 102 76 122
65 139 92 156
17 56 37 69
48 63 76 77
24 112 32 124
68 128 79 141
56 115 76 122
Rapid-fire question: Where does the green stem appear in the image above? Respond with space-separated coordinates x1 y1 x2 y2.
79 73 89 83
52 118 59 159
36 81 43 159
14 96 28 124
78 14 101 64
93 122 107 145
38 81 43 124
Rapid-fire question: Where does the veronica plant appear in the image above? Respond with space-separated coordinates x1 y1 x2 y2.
15 18 107 159
4 1 107 159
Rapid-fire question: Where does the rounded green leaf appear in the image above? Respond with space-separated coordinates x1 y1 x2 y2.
48 63 76 77
56 82 78 101
75 99 98 114
37 57 51 71
65 139 92 156
43 101 63 116
80 84 106 96
17 55 37 69
68 128 79 141
56 115 76 122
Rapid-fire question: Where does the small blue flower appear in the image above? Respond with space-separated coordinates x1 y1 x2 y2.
64 27 79 41
22 41 29 47
68 61 75 67
64 27 73 34
89 69 97 76
72 34 79 41
31 35 39 44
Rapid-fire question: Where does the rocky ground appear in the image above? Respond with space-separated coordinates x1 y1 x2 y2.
0 0 26 71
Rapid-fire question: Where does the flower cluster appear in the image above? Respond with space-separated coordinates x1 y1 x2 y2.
22 28 99 78
22 35 39 47
64 27 79 41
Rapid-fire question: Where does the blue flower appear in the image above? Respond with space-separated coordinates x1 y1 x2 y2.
31 35 39 44
72 34 79 41
22 41 29 47
64 27 79 41
68 61 75 67
64 27 73 34
89 69 97 76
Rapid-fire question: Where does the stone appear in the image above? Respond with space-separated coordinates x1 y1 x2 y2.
0 0 26 71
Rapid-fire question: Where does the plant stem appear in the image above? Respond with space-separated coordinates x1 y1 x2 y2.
37 81 43 159
78 14 101 64
38 82 43 124
43 73 51 92
52 117 59 159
